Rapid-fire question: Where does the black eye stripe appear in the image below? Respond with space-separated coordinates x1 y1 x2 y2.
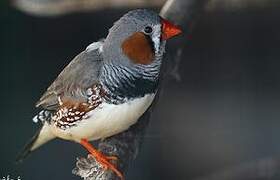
144 34 155 53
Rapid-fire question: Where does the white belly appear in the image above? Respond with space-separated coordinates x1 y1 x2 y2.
51 93 155 142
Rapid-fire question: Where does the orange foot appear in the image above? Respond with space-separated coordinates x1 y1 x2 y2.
80 138 124 180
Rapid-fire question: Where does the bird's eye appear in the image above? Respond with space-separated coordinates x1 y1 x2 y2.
144 26 153 34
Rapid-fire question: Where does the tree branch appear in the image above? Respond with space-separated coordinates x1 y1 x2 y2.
72 111 151 179
11 0 165 17
72 0 209 179
11 0 274 17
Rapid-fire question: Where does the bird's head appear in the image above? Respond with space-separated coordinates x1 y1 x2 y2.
102 9 182 68
100 9 182 98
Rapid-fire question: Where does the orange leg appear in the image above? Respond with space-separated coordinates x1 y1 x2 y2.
80 138 124 180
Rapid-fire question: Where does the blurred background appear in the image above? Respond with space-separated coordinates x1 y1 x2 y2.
1 0 280 179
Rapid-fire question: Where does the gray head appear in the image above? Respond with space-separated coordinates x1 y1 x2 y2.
102 9 182 66
100 9 182 100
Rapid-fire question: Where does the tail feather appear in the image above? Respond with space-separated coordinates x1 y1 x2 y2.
16 123 55 163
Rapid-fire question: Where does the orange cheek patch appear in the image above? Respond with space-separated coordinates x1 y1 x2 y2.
121 32 155 65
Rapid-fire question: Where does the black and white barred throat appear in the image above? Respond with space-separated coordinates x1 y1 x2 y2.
100 61 161 102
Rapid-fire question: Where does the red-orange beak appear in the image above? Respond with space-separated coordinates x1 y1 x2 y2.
161 18 182 40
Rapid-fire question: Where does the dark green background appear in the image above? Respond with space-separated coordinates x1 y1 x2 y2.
1 1 280 179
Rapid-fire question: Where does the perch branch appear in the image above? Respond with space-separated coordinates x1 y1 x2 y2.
72 0 209 179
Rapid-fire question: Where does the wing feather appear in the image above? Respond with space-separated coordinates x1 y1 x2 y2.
36 42 104 110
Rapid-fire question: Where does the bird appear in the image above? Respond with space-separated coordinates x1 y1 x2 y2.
16 9 182 179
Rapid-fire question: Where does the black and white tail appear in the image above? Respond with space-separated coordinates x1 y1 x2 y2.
16 111 56 163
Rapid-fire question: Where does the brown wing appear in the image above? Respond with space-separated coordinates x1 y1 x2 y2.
52 84 105 129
